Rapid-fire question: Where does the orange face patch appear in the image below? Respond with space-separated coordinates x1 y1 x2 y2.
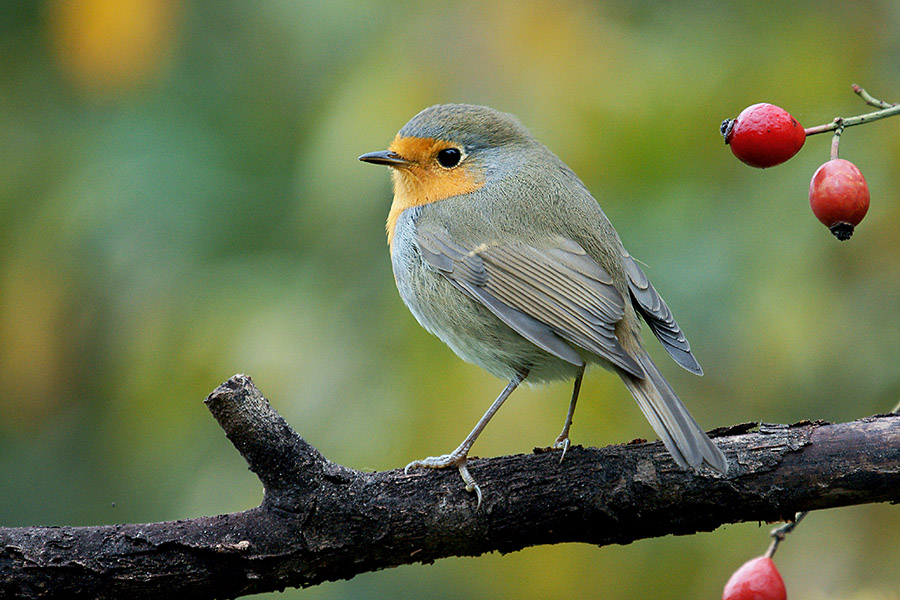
385 136 485 249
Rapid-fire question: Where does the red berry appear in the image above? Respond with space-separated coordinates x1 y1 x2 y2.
809 158 870 240
723 556 787 600
722 103 806 168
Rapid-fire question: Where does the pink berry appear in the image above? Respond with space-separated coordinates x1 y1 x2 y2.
809 158 870 240
723 556 787 600
722 103 806 168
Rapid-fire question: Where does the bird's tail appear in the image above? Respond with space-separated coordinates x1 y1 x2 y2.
620 352 728 474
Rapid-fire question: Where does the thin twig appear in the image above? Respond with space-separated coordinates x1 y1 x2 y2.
852 83 897 109
765 511 808 558
804 85 900 136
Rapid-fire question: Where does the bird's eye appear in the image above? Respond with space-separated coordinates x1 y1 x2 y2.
436 147 462 168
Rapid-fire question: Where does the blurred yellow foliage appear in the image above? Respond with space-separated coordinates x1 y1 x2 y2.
0 258 67 429
49 0 179 95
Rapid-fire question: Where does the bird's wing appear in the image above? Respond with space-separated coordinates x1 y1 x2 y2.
417 225 644 378
623 253 703 375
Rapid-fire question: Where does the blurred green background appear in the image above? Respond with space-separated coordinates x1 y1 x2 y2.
2 1 899 598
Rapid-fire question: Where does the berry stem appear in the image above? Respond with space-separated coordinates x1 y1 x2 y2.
765 511 808 559
804 85 900 136
830 124 843 160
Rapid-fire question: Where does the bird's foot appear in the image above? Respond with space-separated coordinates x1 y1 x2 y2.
404 452 483 510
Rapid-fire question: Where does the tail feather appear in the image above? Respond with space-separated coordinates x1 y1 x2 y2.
620 353 728 474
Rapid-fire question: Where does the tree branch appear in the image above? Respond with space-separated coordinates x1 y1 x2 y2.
2 374 898 599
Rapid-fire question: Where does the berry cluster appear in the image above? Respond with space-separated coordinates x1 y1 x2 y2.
721 85 898 241
718 86 899 597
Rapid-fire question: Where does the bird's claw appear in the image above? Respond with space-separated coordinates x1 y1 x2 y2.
458 463 483 510
552 436 570 464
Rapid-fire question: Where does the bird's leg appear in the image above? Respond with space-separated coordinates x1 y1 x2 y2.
405 368 528 509
552 366 585 463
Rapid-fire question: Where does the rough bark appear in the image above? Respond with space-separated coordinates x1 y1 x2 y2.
1 374 898 599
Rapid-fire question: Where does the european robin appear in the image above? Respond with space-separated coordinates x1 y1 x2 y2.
360 104 727 505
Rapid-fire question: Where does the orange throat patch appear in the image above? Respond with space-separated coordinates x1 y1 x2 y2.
384 135 485 251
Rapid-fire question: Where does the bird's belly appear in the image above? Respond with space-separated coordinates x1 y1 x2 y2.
394 251 580 384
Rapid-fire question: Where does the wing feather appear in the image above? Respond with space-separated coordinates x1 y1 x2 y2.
418 226 644 378
623 254 702 375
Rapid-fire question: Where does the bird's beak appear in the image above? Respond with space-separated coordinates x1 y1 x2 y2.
358 150 413 168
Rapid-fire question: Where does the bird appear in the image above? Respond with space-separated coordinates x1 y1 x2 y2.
359 104 727 506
